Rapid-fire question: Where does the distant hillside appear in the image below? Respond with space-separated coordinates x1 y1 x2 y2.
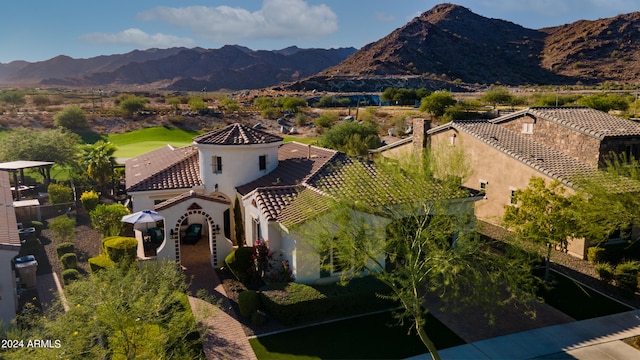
0 46 356 91
285 4 640 92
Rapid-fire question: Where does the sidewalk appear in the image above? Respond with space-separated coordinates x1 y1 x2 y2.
408 310 640 359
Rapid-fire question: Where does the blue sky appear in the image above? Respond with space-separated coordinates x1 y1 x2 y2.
1 0 638 63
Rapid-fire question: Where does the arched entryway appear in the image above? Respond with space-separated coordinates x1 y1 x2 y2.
172 208 220 268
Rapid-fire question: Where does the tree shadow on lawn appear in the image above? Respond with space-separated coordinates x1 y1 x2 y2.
250 310 463 360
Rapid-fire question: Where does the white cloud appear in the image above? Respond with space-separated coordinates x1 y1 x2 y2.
137 0 338 42
80 28 196 48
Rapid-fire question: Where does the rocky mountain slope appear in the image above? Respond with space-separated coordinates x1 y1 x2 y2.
286 4 640 91
0 46 355 91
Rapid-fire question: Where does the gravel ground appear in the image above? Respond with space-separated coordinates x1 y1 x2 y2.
39 208 104 280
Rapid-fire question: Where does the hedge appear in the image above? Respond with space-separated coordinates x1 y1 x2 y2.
224 247 253 283
60 252 78 270
259 277 394 325
238 290 260 318
62 269 80 285
56 242 75 259
615 261 640 296
103 236 137 263
88 254 115 273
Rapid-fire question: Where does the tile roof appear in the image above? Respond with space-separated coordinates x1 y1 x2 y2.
253 186 300 222
493 107 640 140
236 142 338 195
0 171 21 248
155 190 230 211
125 145 201 192
451 120 596 187
276 186 330 227
193 123 283 145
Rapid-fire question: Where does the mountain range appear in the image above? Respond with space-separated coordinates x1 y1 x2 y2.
2 4 640 92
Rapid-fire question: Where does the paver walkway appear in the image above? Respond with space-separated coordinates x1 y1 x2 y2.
182 239 257 360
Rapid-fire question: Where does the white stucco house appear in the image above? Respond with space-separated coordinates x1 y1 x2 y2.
125 123 480 283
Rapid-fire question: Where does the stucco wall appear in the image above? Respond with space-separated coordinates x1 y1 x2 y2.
197 142 280 198
498 114 601 167
430 128 560 225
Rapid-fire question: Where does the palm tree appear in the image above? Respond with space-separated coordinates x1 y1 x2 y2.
83 141 117 197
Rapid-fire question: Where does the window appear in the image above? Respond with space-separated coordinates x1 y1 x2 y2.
321 245 345 277
479 180 488 194
522 123 534 134
510 189 518 205
259 154 267 171
252 218 262 241
211 156 222 173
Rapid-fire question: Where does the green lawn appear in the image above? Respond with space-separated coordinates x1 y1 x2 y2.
107 126 202 158
537 270 632 320
249 310 463 360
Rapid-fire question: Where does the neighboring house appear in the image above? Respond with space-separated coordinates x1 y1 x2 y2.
125 123 480 283
379 107 640 258
0 171 22 328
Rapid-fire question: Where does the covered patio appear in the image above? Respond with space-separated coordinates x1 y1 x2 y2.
0 161 54 200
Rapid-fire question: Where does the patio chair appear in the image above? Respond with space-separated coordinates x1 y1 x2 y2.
148 227 164 244
182 223 202 245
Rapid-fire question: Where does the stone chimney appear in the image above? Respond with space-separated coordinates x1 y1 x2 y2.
412 118 431 155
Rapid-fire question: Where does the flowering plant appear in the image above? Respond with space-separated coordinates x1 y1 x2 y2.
247 239 293 286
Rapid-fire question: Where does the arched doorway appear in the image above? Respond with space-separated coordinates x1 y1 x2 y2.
173 208 220 268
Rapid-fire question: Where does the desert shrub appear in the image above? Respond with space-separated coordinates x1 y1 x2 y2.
54 105 87 129
615 261 640 295
294 113 307 127
80 190 100 212
103 236 137 263
56 242 75 259
313 113 338 128
238 290 260 318
60 253 78 270
48 183 73 204
48 216 76 241
88 254 115 273
62 268 80 285
224 247 253 283
587 246 605 263
90 203 129 237
595 262 614 284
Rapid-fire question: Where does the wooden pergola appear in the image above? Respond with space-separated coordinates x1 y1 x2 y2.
0 161 54 200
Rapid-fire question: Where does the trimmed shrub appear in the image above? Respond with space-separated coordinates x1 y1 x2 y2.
103 236 137 263
60 252 78 270
595 262 614 284
30 221 43 238
224 247 253 283
587 247 605 263
62 269 80 285
49 215 76 241
615 261 640 295
80 190 100 212
252 310 267 326
47 183 72 204
56 242 75 259
238 290 260 318
88 254 115 273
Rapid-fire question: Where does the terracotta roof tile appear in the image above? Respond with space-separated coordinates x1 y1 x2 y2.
193 123 282 145
254 186 300 222
155 190 230 211
452 120 596 187
126 145 201 192
493 107 640 139
236 142 337 195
